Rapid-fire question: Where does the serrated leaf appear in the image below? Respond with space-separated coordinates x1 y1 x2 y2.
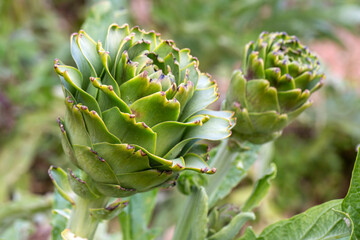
255 199 351 240
342 148 360 239
242 163 277 212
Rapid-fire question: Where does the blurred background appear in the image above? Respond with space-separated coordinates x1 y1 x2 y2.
1 0 360 239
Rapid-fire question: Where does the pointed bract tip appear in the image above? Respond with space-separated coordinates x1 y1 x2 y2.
127 144 135 150
139 149 147 156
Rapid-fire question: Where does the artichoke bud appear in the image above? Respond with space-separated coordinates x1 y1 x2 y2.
207 204 241 237
51 24 234 199
225 31 325 144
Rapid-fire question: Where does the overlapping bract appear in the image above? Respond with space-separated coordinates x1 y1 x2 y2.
51 24 233 198
224 32 324 144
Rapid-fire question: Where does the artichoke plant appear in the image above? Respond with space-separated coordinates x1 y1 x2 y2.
224 32 324 144
49 24 233 238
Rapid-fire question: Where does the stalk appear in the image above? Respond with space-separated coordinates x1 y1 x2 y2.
206 139 239 195
173 186 208 240
67 196 108 239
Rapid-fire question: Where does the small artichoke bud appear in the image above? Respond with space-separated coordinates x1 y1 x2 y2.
207 204 241 237
224 32 324 144
51 24 234 200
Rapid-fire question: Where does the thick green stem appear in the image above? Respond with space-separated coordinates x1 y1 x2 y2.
68 196 108 239
173 186 208 240
206 139 239 195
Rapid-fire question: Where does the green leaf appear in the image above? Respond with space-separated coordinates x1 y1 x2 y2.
277 89 310 112
70 33 97 94
105 24 130 69
78 105 120 144
242 163 277 212
93 142 151 174
180 61 199 87
225 70 247 108
179 80 219 121
54 63 101 114
93 183 138 197
245 79 280 113
183 153 214 174
179 49 198 71
342 148 360 239
57 118 79 167
76 30 103 76
73 145 118 184
130 92 180 127
90 200 128 220
120 71 162 105
173 186 208 240
127 40 151 59
163 115 232 160
255 199 352 240
67 169 100 200
207 142 261 207
237 227 257 240
48 166 75 205
102 107 156 153
64 98 92 147
207 212 255 240
173 81 194 112
115 169 175 192
183 115 232 141
152 115 207 157
90 77 131 114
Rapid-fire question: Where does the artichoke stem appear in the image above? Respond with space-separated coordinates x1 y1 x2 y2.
206 139 239 196
68 195 108 239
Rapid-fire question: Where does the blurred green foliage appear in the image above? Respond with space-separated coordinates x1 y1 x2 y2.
152 0 360 73
272 79 360 215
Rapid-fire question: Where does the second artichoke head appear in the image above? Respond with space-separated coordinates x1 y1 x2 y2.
224 32 324 144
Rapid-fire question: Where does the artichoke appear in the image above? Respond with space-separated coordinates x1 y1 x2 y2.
50 24 234 199
224 32 324 144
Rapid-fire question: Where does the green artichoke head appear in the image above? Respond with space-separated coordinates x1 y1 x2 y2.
224 32 324 144
50 24 234 199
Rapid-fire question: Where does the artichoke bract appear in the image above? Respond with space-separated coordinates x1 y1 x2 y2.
224 32 324 144
51 24 233 199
